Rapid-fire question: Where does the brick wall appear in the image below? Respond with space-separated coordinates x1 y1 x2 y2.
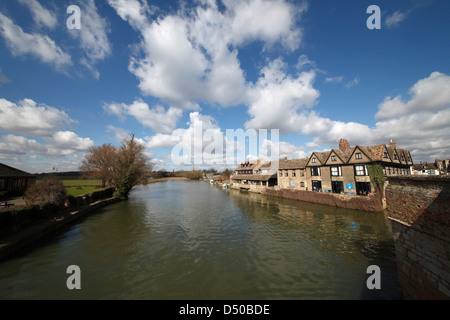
262 188 384 212
385 176 450 299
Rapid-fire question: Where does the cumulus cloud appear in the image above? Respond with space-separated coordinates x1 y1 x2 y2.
0 97 95 161
245 58 320 134
0 98 74 136
104 100 183 134
17 0 57 29
0 131 94 158
295 72 450 162
0 12 72 70
108 0 305 109
376 72 450 120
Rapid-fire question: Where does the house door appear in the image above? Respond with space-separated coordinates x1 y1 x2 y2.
332 181 344 194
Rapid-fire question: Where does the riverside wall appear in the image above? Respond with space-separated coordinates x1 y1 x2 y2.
262 188 384 212
385 176 450 300
0 197 121 262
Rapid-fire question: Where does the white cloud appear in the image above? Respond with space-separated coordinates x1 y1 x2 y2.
345 77 360 89
108 0 305 109
0 12 71 70
325 76 343 84
245 58 320 134
47 131 95 152
17 0 57 29
0 98 74 136
376 72 450 120
69 0 112 79
104 100 183 134
0 134 47 155
289 72 450 162
0 131 94 158
385 11 408 28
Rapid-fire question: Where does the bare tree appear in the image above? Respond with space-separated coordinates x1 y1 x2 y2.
80 135 153 199
79 144 117 188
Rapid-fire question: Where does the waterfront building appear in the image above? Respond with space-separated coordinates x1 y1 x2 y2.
231 160 277 191
277 158 309 190
411 162 440 175
277 139 413 196
0 163 36 199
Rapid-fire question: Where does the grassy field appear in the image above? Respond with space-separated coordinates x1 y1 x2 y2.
36 176 181 197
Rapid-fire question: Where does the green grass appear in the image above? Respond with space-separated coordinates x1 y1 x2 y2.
65 186 98 197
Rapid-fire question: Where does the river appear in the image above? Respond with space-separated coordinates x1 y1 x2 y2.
0 180 402 299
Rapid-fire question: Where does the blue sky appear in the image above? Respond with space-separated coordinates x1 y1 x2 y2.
0 0 449 173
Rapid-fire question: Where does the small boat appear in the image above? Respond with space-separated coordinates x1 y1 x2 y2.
222 184 227 189
210 179 214 184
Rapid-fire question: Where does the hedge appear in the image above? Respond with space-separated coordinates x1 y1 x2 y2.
0 202 60 234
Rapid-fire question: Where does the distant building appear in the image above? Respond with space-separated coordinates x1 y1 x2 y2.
435 159 450 175
0 163 36 198
231 160 277 191
411 162 440 175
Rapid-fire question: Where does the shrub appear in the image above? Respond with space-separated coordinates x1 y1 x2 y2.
87 187 114 202
25 175 67 207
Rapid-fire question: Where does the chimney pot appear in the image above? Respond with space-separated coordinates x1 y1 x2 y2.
339 139 350 154
390 140 397 149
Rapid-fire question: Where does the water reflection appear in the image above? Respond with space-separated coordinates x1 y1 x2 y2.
0 180 401 299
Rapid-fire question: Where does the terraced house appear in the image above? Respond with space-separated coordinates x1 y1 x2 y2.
277 139 413 196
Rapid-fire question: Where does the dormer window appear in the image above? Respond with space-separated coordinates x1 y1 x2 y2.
331 156 336 162
355 152 362 159
312 158 316 163
383 152 388 158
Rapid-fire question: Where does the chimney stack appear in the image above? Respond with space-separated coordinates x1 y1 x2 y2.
390 139 397 149
339 139 350 154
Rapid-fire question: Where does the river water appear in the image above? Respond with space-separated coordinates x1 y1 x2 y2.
0 180 402 299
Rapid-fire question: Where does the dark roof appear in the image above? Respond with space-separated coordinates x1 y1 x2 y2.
235 161 261 171
413 163 438 170
0 163 35 177
232 174 276 181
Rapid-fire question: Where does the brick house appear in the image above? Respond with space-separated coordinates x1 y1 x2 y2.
277 139 413 196
277 158 309 190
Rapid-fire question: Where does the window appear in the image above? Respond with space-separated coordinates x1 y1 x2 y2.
355 165 367 176
311 167 321 176
279 172 282 177
300 170 305 177
331 155 337 162
292 171 296 177
331 166 341 176
285 172 288 177
355 152 362 159
300 182 305 187
312 158 316 163
383 152 388 158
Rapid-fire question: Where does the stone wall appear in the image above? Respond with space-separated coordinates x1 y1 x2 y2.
262 188 384 212
385 176 450 299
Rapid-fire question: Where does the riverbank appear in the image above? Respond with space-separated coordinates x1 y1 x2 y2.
0 197 121 262
230 184 384 213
